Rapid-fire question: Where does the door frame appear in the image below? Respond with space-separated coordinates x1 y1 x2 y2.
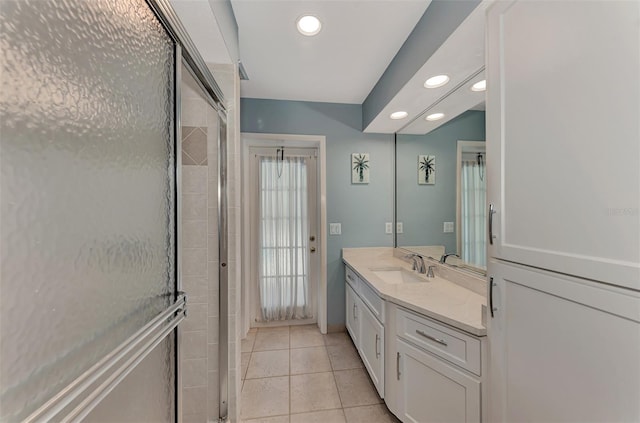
241 133 328 335
455 140 486 258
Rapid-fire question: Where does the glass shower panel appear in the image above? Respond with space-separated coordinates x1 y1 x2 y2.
84 336 175 423
0 0 176 420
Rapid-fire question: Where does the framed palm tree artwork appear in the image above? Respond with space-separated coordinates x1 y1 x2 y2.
351 153 370 184
418 155 435 185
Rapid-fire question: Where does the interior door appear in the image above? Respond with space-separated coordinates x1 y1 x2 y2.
249 147 319 325
486 0 640 290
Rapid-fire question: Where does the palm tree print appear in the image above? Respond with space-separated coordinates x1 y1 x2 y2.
419 155 435 184
352 153 369 183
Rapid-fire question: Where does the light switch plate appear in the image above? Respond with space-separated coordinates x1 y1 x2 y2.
396 222 404 233
385 222 392 234
329 223 342 235
443 221 454 233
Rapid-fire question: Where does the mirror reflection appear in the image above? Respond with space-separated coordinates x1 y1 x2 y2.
396 110 486 274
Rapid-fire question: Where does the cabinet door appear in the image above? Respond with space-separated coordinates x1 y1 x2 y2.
487 261 640 423
486 0 640 290
358 303 384 398
345 283 360 346
397 339 480 423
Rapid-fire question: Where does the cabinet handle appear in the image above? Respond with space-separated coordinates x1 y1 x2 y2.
353 303 357 319
396 352 401 380
375 334 380 358
489 203 496 245
415 330 448 346
347 274 354 282
489 277 496 318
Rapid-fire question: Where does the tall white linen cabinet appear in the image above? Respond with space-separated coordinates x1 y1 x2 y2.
485 1 640 422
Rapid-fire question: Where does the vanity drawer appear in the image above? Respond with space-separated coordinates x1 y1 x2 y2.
345 266 359 290
359 279 385 324
396 308 481 375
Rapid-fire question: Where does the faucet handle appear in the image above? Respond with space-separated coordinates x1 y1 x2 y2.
426 265 436 278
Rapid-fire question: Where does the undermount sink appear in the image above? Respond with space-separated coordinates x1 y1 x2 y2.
370 267 426 284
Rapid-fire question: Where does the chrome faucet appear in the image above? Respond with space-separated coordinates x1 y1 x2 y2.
426 265 436 278
405 253 426 274
439 253 460 264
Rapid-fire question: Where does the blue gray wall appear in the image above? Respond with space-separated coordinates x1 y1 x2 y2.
396 111 485 251
241 98 394 328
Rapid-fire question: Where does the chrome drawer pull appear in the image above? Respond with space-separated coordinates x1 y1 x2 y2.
415 329 448 346
375 334 380 358
397 352 401 380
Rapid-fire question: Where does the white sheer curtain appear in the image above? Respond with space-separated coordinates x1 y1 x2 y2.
258 155 311 321
461 159 487 268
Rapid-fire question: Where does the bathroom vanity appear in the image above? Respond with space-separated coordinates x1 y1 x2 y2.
343 248 487 423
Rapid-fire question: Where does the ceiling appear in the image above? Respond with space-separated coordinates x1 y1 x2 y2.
172 0 488 134
170 0 232 64
230 0 431 104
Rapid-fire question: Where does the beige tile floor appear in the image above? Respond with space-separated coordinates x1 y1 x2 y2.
240 325 400 423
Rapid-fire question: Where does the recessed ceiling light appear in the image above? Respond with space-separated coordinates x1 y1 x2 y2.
390 111 409 120
426 112 445 121
424 75 450 89
471 80 486 92
297 15 322 36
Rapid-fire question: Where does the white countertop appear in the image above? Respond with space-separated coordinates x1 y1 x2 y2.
342 247 487 336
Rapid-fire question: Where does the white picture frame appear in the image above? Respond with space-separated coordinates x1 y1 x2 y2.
418 155 435 185
351 153 370 184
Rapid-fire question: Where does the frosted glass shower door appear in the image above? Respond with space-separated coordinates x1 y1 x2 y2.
1 0 180 421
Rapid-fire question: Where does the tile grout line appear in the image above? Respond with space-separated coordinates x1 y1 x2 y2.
331 355 345 411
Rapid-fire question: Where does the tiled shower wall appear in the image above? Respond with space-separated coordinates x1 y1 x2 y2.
180 63 241 422
180 74 220 422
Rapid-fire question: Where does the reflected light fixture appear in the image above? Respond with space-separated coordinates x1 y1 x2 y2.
390 111 409 120
424 74 450 88
297 15 322 36
471 80 487 92
426 112 445 121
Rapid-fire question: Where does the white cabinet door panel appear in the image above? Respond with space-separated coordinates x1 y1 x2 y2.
486 0 640 290
359 301 384 398
397 339 480 423
487 261 640 423
346 283 360 346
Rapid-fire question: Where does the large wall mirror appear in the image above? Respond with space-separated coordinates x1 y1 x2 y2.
395 108 486 275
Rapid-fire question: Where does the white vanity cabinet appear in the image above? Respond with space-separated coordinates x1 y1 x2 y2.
389 304 482 423
345 266 385 397
344 262 485 422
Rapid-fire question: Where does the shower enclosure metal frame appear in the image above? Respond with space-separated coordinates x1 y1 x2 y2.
147 2 230 420
133 1 231 421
